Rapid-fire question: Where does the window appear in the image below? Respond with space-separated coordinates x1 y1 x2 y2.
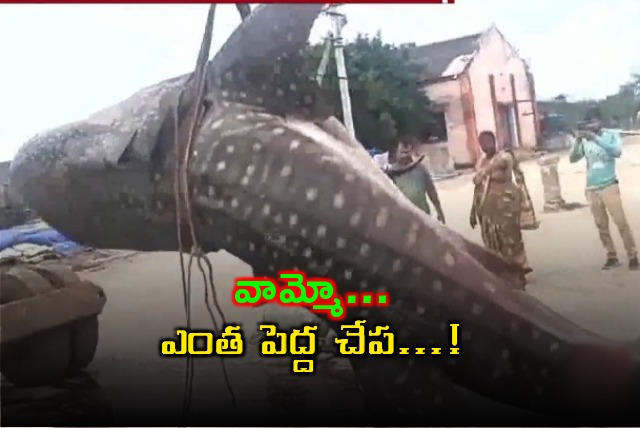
426 111 449 143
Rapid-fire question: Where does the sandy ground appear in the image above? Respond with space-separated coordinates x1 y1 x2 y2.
4 142 640 424
437 140 640 340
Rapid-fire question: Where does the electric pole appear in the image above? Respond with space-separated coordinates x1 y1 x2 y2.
317 6 356 140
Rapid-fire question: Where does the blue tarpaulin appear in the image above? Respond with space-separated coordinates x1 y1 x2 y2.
367 148 384 157
0 222 84 256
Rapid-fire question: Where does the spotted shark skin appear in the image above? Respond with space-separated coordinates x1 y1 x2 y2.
9 4 640 422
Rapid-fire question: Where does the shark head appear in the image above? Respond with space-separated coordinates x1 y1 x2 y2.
9 4 330 251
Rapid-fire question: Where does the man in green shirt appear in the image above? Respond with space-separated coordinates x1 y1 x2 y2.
387 139 445 224
569 109 638 270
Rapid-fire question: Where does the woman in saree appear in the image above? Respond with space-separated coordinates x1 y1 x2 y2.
469 130 537 284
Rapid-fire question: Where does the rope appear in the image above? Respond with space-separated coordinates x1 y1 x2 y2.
172 4 237 425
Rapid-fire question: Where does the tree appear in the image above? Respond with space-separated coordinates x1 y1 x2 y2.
598 73 640 127
304 33 433 151
540 73 640 130
620 73 640 98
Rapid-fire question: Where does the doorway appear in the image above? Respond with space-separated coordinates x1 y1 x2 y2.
497 103 519 149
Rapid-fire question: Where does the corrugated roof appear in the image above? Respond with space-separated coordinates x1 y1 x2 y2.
409 32 484 82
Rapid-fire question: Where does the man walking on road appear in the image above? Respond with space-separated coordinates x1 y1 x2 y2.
387 138 446 224
569 108 638 270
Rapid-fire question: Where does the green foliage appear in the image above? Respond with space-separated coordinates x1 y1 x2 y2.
305 33 433 151
621 73 640 98
538 99 595 129
599 94 637 127
539 73 640 129
595 74 639 126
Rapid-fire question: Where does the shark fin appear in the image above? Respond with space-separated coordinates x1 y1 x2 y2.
206 4 334 119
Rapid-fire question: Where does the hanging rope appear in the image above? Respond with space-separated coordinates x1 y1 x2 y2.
172 4 238 425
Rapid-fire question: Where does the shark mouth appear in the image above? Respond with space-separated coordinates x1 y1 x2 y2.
9 3 640 422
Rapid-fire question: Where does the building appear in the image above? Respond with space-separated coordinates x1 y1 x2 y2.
411 25 540 170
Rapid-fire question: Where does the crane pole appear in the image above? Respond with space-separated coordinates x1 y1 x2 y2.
326 7 356 139
315 34 333 86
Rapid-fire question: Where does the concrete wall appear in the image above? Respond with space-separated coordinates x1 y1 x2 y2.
415 141 453 174
0 161 11 207
623 133 640 145
0 160 31 228
0 160 24 208
0 161 10 184
467 27 537 150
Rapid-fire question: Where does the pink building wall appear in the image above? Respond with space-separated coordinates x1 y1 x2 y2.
468 27 537 150
420 80 466 170
421 27 537 169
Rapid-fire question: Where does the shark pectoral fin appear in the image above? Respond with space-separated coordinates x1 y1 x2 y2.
318 116 364 150
315 116 392 173
104 130 139 167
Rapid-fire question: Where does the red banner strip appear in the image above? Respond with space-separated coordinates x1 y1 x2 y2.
3 0 453 3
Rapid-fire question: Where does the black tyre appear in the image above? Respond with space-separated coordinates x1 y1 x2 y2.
0 266 75 386
69 316 99 371
1 325 72 387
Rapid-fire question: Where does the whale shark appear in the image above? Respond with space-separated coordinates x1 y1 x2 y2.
9 3 640 423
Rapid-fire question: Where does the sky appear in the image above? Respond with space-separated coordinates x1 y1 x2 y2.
1 0 639 161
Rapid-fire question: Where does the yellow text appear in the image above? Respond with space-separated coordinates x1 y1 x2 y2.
259 324 318 374
160 325 244 356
